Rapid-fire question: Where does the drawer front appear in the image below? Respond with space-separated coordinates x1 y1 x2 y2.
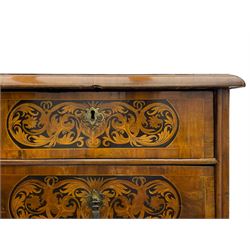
1 91 214 159
0 165 215 218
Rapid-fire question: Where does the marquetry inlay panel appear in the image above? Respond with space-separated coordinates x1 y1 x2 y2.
7 99 179 149
9 175 181 219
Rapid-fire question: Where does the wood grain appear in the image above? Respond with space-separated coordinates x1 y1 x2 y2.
0 91 214 159
215 89 229 218
0 158 217 166
0 164 215 219
0 74 245 90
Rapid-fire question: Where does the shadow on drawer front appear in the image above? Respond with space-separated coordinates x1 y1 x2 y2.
0 165 215 219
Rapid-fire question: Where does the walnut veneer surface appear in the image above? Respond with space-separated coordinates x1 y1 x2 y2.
0 74 245 219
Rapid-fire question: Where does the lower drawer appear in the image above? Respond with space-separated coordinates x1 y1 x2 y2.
0 165 215 218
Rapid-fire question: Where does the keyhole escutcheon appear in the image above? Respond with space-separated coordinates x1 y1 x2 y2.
90 110 95 121
85 107 104 126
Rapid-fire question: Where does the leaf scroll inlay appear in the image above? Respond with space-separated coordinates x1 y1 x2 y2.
7 99 179 148
9 175 181 219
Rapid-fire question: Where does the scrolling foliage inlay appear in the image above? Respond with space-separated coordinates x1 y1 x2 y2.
9 175 181 219
7 99 179 148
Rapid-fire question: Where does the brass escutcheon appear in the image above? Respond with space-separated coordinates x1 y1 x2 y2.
85 107 104 126
87 189 104 218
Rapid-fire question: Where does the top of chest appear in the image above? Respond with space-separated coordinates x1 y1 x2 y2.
0 74 245 90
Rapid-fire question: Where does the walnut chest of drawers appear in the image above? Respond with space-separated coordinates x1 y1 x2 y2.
0 74 245 219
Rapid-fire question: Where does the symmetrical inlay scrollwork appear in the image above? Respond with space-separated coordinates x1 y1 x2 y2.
9 175 181 219
7 99 179 148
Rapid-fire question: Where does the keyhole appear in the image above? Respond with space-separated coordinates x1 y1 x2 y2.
90 110 95 121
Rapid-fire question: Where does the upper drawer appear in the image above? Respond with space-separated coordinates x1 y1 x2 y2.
0 91 214 159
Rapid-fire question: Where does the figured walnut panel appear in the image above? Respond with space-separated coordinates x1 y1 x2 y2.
0 165 215 219
0 91 214 159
